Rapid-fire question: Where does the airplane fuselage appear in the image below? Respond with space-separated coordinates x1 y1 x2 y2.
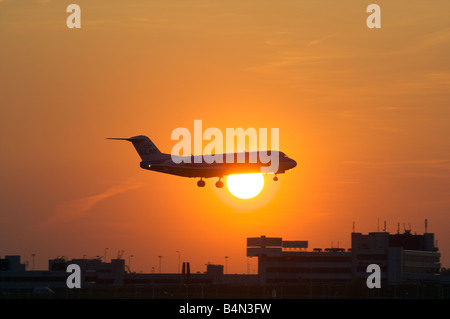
139 151 297 179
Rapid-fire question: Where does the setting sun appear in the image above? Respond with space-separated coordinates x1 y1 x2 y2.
226 173 265 199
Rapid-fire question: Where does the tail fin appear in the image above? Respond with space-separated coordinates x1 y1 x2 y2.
107 135 162 161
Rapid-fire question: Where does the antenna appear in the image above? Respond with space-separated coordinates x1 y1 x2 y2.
117 250 125 259
352 221 355 233
425 219 428 233
397 222 400 234
383 221 386 232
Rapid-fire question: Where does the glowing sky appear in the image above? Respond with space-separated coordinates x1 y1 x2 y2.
1 0 450 273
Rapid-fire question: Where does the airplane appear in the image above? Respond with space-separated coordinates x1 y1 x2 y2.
107 135 297 188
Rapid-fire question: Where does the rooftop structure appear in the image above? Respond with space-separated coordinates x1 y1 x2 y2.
247 230 441 285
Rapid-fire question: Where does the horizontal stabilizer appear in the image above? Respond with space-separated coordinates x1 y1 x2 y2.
107 137 131 141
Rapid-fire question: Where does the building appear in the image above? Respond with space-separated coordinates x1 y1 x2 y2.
247 236 352 284
1 256 258 291
247 229 441 285
0 256 25 272
0 255 67 290
49 257 126 286
352 230 440 284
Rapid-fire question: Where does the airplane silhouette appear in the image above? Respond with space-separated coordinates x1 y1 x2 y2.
108 135 297 188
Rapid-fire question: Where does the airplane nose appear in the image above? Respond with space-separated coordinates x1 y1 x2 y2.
290 158 297 169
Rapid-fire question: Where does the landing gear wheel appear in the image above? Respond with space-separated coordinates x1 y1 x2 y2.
215 180 224 188
273 175 278 181
197 179 206 187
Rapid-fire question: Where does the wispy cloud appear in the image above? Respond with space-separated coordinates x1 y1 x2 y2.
343 160 450 179
381 27 450 58
33 179 144 229
343 159 450 169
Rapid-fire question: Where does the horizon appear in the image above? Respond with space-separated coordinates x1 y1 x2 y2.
2 221 441 273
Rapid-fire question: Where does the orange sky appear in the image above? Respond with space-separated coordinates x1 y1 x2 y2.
1 0 450 273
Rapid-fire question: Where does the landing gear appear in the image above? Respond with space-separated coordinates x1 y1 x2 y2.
215 178 224 188
273 175 278 181
197 178 206 187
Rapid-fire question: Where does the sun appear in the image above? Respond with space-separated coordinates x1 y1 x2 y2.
226 173 265 199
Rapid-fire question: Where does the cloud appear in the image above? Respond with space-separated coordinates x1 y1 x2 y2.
343 159 450 169
342 160 450 179
33 179 144 229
